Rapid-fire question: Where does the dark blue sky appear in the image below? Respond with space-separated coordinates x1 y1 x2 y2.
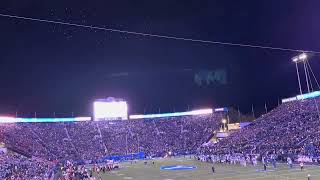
1 0 320 116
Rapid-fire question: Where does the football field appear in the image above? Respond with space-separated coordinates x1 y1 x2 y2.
93 157 320 180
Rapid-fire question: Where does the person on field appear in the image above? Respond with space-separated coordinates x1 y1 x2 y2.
307 174 311 180
300 162 304 171
287 157 293 169
271 154 277 168
252 156 258 167
262 156 267 171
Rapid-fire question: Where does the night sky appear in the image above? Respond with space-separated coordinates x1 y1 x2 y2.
1 1 320 117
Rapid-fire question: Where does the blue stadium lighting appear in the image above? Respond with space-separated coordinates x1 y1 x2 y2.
297 91 320 100
21 118 77 123
282 91 320 103
0 117 91 123
214 107 229 112
281 96 298 103
129 109 213 119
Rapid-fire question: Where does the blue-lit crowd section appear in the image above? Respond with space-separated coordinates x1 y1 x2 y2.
282 91 320 103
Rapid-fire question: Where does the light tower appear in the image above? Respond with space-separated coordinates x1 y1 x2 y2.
292 52 309 95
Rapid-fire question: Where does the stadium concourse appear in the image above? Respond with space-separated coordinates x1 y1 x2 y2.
1 96 320 179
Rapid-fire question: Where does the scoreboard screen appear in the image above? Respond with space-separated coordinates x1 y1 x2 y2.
93 100 128 120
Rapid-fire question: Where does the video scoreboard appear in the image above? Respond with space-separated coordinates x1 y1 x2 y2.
93 98 128 121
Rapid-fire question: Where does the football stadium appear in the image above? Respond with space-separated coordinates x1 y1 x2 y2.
2 1 320 180
1 94 320 179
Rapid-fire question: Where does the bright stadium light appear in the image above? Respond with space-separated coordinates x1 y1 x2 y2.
292 56 299 62
292 53 307 63
298 53 307 61
129 108 213 119
0 117 93 123
0 116 17 123
190 109 213 115
292 52 310 95
74 117 92 121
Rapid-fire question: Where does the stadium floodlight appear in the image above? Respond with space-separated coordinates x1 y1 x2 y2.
292 53 307 63
298 53 307 61
295 52 310 93
292 56 299 62
292 53 310 95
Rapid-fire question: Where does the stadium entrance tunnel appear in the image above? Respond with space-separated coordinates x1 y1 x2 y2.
160 165 197 171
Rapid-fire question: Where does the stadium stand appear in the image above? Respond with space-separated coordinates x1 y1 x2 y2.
0 152 53 179
4 97 320 178
1 113 223 163
199 97 320 163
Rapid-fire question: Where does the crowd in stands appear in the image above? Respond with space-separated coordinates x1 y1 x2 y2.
1 113 223 163
199 98 320 163
0 152 53 179
3 97 320 178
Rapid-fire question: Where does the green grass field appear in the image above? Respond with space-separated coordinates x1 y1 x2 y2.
93 157 320 180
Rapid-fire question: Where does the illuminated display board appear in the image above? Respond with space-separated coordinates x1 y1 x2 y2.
94 100 128 120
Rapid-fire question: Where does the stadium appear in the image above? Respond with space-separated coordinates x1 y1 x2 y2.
1 92 320 179
2 1 320 180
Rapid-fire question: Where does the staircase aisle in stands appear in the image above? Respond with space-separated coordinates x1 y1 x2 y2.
63 124 79 154
96 123 109 154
